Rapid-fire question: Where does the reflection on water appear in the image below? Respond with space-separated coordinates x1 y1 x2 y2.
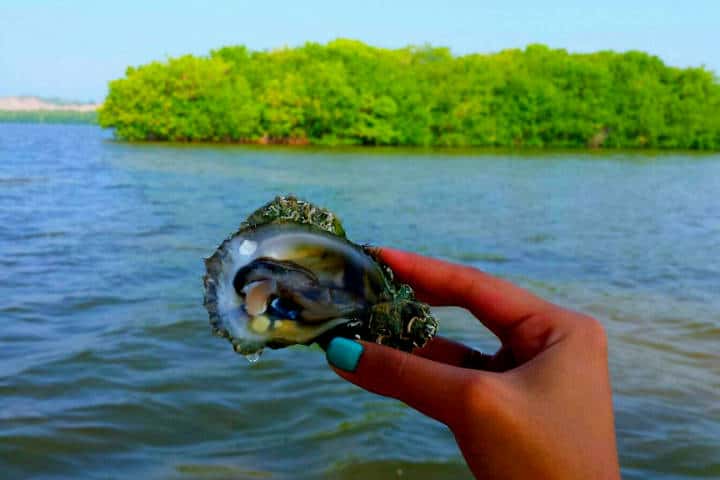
0 124 718 479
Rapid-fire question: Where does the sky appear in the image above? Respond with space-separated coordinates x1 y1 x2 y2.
1 0 718 102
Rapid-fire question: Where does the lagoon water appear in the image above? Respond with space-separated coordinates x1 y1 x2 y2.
1 123 718 479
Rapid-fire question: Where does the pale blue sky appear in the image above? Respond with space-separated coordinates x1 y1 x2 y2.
1 0 718 102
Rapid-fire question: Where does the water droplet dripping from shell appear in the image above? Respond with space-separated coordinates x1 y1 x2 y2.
244 350 263 364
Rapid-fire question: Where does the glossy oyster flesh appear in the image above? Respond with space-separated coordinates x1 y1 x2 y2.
204 223 389 354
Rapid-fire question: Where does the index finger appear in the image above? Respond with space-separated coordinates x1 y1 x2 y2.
377 247 557 338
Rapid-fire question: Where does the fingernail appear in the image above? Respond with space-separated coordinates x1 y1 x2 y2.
326 337 363 372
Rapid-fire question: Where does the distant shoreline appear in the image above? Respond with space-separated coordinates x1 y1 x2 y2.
0 110 97 125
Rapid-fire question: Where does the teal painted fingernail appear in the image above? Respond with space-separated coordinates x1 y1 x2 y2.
326 337 363 372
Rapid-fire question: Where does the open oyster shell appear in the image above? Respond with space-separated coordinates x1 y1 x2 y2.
203 196 437 355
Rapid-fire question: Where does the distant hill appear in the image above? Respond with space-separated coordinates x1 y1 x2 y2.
0 96 100 112
0 96 99 124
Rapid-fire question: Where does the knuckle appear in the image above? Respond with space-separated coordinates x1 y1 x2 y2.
576 315 609 352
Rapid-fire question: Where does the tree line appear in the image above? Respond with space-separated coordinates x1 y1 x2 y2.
99 40 720 149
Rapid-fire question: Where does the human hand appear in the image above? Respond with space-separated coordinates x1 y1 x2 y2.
325 248 620 479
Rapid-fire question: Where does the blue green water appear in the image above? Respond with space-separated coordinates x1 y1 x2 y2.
1 124 718 479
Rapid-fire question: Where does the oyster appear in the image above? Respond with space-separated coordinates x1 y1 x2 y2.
203 196 437 356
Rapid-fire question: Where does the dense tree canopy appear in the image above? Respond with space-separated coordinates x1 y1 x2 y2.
99 40 720 149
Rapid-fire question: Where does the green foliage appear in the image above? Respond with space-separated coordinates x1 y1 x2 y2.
99 40 720 149
0 110 97 124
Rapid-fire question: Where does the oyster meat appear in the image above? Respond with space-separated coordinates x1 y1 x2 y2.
203 196 437 355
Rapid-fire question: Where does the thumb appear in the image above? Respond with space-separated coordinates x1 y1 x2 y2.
325 337 477 426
